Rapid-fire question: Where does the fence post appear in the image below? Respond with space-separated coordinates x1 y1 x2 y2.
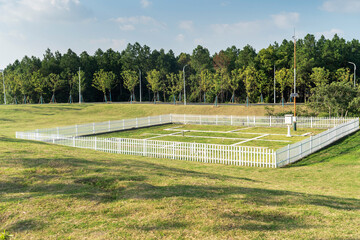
108 120 111 131
93 123 95 134
274 150 277 168
143 139 146 156
287 144 290 165
75 125 78 136
253 116 256 126
269 116 272 127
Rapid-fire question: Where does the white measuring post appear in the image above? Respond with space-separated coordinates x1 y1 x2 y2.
231 115 233 126
287 125 291 137
92 123 95 134
136 118 138 128
75 125 78 136
108 120 111 131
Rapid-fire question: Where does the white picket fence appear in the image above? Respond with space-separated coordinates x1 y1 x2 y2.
171 114 353 128
276 118 359 167
15 114 359 168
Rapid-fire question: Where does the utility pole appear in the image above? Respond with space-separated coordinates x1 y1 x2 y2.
139 69 142 102
274 65 276 104
291 30 298 131
1 69 6 104
183 65 188 105
348 62 356 88
79 67 81 104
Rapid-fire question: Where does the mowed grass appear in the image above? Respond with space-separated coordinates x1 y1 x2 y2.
97 124 325 150
0 104 359 239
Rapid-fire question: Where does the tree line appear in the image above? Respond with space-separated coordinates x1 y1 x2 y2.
1 34 359 110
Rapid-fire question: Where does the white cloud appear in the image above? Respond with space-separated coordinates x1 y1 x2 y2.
176 34 185 42
211 20 262 35
271 12 300 29
179 20 194 32
211 12 300 37
90 38 127 50
315 28 344 39
140 0 151 8
0 0 90 23
322 0 360 13
113 16 166 31
194 38 205 45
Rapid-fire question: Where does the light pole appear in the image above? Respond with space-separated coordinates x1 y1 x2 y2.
348 62 356 88
291 32 298 131
183 65 188 105
1 69 6 105
78 67 81 104
274 65 276 104
139 69 142 102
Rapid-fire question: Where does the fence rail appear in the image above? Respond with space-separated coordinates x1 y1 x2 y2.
15 114 359 168
276 118 359 167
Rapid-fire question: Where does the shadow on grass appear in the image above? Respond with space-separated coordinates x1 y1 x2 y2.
7 219 45 232
290 131 360 167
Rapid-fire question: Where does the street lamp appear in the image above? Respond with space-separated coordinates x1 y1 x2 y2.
139 69 142 102
291 33 298 131
274 65 276 104
348 62 356 88
78 67 81 104
183 65 188 105
0 69 6 105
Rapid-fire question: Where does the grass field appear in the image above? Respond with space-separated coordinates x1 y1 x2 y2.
96 124 325 150
0 104 359 239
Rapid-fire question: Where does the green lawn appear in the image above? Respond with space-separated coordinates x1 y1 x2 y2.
0 104 359 239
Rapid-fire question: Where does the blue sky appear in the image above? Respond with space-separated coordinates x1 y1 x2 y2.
1 0 360 68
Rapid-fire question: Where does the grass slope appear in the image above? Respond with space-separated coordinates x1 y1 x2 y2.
0 104 359 239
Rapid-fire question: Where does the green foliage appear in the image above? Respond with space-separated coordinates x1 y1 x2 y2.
122 70 139 95
146 69 161 98
308 81 358 117
2 35 360 104
166 71 183 97
92 69 116 99
310 67 330 87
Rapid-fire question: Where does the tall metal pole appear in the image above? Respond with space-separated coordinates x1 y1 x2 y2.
293 31 297 131
183 65 188 105
1 70 6 105
348 62 356 88
78 67 81 104
274 65 276 104
139 69 142 102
